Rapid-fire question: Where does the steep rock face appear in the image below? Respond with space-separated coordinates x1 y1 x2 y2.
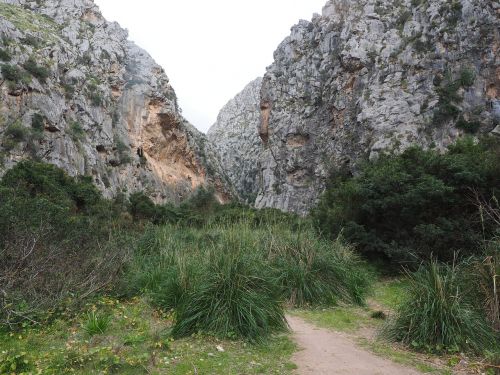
0 0 229 203
253 0 499 214
207 77 263 203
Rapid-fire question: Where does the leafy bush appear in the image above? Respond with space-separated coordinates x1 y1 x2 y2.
0 350 32 373
68 121 85 142
23 58 50 82
0 48 11 61
456 115 481 134
313 138 500 264
467 239 500 331
31 113 45 131
1 63 24 82
4 121 28 142
382 260 496 353
0 161 133 329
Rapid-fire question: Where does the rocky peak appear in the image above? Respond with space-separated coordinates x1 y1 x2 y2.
0 0 229 203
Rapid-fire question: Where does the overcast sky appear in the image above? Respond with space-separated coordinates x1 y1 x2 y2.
93 0 327 133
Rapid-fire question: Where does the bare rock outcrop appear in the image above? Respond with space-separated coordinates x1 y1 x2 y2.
249 0 499 214
0 0 229 203
207 77 263 203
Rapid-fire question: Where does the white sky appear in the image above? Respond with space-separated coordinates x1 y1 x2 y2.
93 0 327 133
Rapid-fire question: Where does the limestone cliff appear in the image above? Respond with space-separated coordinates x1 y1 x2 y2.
214 0 499 214
207 77 263 203
0 0 229 203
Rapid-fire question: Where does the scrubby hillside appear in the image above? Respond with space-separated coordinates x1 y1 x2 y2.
0 0 230 203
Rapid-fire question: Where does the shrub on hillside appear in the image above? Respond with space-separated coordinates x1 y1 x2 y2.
313 137 500 263
23 58 50 83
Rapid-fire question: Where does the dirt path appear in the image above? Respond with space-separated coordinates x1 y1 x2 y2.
287 315 421 375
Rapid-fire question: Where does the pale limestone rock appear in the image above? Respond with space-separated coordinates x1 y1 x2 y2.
0 0 229 203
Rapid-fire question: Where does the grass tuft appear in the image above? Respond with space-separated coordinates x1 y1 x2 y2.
382 260 496 353
83 311 110 336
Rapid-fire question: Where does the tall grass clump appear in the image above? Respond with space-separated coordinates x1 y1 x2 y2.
470 242 500 332
125 220 372 341
382 259 496 353
267 228 371 307
172 247 287 342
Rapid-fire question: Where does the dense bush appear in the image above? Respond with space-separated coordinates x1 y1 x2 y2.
0 161 133 329
1 64 23 82
313 137 500 264
382 259 497 354
0 48 11 61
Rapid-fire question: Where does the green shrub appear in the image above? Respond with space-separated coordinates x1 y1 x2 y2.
23 58 50 82
68 121 85 142
31 113 45 131
0 161 133 329
382 260 496 354
456 116 481 133
0 48 11 61
0 350 32 373
1 63 24 82
313 138 500 264
459 67 475 87
126 221 371 341
433 68 475 124
468 239 500 331
4 121 28 142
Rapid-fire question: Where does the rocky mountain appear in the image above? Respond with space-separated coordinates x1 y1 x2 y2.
0 0 230 203
207 77 263 203
211 0 499 215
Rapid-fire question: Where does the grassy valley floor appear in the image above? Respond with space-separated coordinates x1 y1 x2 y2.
1 279 488 375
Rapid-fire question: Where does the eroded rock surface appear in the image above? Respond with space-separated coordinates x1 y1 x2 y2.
0 0 229 203
253 0 499 214
211 0 499 214
207 77 263 203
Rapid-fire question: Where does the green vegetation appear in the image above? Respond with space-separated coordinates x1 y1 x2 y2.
31 113 45 132
23 58 50 82
0 297 296 374
382 260 496 353
83 311 111 336
1 64 24 82
433 68 476 126
0 3 60 41
0 161 133 329
313 137 500 263
68 120 85 142
115 138 132 165
0 48 11 61
124 221 369 342
0 161 371 372
1 138 498 373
